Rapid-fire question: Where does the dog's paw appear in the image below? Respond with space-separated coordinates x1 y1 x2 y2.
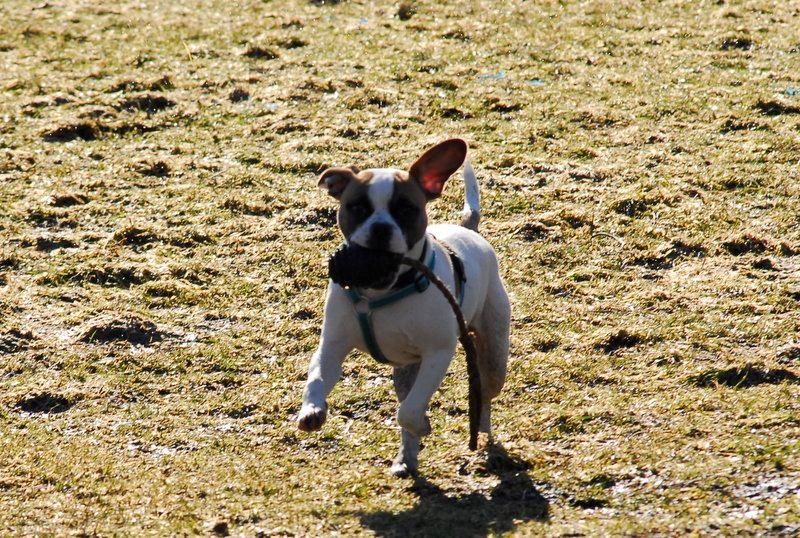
297 403 327 432
390 460 418 479
397 407 431 438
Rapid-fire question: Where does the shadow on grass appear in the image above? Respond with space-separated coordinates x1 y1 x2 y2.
358 444 549 537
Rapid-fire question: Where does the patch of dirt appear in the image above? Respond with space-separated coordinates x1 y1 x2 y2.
211 521 230 536
222 197 272 217
106 75 173 93
722 233 770 255
281 206 336 228
441 29 470 41
21 235 78 252
485 97 521 113
112 225 161 247
135 160 171 177
532 337 560 353
229 88 250 102
780 242 799 256
25 208 76 228
777 345 800 365
49 193 89 207
631 239 707 269
243 46 279 60
751 257 777 271
0 329 35 354
568 497 609 509
117 94 176 113
568 168 609 182
291 308 316 320
273 120 309 134
41 122 99 142
440 107 473 119
106 120 165 136
594 329 646 353
78 314 163 345
397 3 416 20
16 393 74 414
516 221 556 241
169 265 220 284
0 253 20 269
44 264 157 288
753 99 800 116
689 364 799 388
165 230 214 248
611 196 656 217
720 36 754 50
276 37 306 49
720 117 767 133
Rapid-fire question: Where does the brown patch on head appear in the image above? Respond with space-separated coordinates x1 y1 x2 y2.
389 171 428 249
336 170 373 241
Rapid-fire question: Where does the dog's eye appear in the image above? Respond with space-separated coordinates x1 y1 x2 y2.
390 198 418 221
346 199 372 220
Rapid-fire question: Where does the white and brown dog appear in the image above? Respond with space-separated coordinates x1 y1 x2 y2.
298 139 511 477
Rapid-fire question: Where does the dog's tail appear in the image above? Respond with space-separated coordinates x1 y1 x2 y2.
460 158 480 232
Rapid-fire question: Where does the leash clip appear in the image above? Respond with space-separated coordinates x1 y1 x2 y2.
413 274 430 293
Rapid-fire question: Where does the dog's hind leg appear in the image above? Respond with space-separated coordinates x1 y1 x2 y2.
472 274 510 437
391 363 421 477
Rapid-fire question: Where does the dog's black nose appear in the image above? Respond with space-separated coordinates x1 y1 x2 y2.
369 222 393 250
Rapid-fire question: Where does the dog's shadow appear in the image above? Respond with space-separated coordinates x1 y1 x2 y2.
357 443 549 537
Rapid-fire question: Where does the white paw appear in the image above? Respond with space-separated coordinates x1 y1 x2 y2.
390 459 418 478
297 402 327 432
397 407 431 438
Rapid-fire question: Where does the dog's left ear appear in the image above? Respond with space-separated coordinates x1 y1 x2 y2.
318 167 359 199
409 138 467 199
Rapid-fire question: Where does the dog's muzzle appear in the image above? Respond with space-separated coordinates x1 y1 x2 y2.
328 243 404 289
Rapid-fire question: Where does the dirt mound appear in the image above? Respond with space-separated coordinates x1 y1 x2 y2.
78 314 163 345
42 122 99 142
722 233 770 255
0 329 35 354
689 365 799 388
118 94 175 113
16 393 74 414
243 46 278 60
594 329 646 354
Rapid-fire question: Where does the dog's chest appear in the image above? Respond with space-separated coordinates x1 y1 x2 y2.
354 306 444 366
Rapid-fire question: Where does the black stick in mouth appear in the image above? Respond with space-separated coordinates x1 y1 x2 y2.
328 243 404 290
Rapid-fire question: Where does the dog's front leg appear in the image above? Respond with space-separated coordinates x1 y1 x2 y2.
298 287 356 432
298 337 351 431
396 348 455 439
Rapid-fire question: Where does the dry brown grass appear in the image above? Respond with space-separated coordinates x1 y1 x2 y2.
1 0 799 535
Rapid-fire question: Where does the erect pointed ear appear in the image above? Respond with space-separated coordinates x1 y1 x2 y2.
408 138 467 199
318 167 358 199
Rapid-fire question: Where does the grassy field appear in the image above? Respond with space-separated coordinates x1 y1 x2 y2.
1 0 799 535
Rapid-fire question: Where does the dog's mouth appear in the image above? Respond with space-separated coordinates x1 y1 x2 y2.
328 243 404 289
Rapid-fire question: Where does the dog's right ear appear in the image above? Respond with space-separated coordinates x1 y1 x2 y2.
318 167 358 199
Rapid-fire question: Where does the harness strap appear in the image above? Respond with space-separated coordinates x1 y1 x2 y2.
346 239 467 365
438 241 467 306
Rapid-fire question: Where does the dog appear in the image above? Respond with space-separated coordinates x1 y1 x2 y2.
297 139 511 477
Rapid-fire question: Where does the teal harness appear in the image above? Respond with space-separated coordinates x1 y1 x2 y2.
345 241 465 364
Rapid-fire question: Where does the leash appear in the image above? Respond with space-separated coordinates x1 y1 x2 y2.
401 255 482 451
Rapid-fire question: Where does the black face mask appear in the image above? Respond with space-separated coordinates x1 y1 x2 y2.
328 243 404 289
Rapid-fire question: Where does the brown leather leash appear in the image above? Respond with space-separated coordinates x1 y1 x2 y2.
401 255 482 451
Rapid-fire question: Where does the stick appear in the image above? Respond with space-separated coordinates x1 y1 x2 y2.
401 257 482 451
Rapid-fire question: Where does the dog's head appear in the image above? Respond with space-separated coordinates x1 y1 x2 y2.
318 139 467 256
